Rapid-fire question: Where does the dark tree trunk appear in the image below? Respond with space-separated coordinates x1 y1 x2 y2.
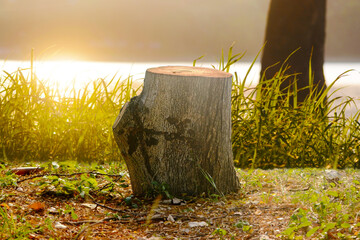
261 0 327 104
113 66 240 197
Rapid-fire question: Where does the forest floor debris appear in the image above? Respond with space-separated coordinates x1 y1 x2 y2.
1 163 360 239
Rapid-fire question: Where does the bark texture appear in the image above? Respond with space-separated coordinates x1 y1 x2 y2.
113 66 240 197
261 0 327 104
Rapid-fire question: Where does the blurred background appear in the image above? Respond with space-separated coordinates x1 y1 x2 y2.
1 0 359 62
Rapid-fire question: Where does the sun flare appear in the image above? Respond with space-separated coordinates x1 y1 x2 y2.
35 60 97 91
0 60 150 94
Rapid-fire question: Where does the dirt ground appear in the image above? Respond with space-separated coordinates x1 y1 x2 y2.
2 168 359 239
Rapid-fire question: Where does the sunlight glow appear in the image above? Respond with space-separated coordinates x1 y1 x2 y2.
1 60 359 94
0 60 152 92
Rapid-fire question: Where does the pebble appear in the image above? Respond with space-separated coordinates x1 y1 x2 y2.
188 221 209 227
54 222 67 229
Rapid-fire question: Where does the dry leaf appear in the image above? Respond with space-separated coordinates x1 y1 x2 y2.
11 167 44 176
255 209 262 215
29 202 45 212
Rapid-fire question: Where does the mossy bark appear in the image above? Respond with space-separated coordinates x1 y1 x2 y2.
113 66 240 197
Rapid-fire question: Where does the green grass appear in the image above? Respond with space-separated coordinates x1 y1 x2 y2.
226 48 360 169
237 168 360 239
1 48 360 169
0 205 54 240
0 62 139 163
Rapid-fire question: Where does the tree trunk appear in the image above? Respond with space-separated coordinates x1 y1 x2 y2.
113 66 240 197
261 0 327 104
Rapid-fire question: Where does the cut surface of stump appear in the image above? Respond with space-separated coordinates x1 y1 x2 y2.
113 66 240 196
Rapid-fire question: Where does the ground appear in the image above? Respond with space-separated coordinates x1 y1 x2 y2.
1 165 360 239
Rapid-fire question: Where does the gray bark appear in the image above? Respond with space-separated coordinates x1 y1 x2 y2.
113 66 240 197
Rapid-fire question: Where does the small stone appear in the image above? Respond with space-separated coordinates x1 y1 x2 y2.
167 214 175 222
172 198 185 205
247 200 260 205
48 207 58 214
162 199 172 204
259 235 271 240
54 222 67 229
325 170 342 182
215 201 225 206
81 203 97 209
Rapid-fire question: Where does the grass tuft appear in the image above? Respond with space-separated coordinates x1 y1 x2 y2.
0 65 140 163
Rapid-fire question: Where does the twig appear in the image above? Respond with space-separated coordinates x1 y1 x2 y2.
17 171 124 184
73 217 117 240
63 218 118 225
94 176 123 193
88 194 142 216
288 185 310 192
64 213 207 226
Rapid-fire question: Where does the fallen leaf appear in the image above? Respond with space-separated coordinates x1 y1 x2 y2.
11 167 44 176
255 209 262 215
29 202 45 212
0 203 10 209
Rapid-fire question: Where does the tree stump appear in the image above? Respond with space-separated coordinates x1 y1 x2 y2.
113 66 240 197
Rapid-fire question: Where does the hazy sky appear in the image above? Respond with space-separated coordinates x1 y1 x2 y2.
0 0 359 62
